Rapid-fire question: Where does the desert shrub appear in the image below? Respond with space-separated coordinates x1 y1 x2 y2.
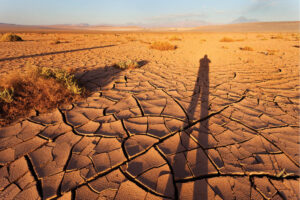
139 40 151 44
37 67 83 94
266 50 278 55
150 41 177 51
240 46 254 51
271 34 284 39
115 60 139 69
1 33 23 42
0 65 85 126
294 36 300 41
169 36 181 41
219 37 234 42
125 36 137 42
51 40 61 44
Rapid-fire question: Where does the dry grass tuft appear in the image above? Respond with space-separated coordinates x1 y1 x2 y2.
139 40 151 45
1 33 23 42
240 46 254 51
51 40 61 44
219 37 235 42
266 49 278 55
271 34 284 39
169 36 181 41
114 60 140 70
150 41 177 51
0 65 85 126
125 36 137 42
0 88 14 103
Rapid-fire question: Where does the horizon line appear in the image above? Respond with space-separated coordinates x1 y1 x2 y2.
1 20 300 29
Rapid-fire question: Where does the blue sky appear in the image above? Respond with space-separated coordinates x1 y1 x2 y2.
0 0 299 27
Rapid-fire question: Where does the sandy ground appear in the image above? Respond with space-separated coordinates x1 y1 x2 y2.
0 31 299 199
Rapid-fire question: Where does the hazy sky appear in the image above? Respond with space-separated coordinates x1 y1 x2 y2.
0 0 299 26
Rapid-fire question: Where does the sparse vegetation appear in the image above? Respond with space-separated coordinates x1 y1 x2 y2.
219 37 235 42
169 36 181 41
0 65 85 126
126 36 137 42
219 37 246 42
294 36 300 41
266 49 278 55
139 40 151 44
37 67 83 94
240 46 254 51
51 40 61 44
150 41 177 51
1 33 23 42
115 59 140 69
271 34 284 39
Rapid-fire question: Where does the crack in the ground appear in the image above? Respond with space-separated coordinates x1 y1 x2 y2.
225 116 300 167
24 155 44 199
155 146 179 200
120 166 172 199
176 172 299 183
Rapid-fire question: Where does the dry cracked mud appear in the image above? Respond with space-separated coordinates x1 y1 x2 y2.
0 32 299 199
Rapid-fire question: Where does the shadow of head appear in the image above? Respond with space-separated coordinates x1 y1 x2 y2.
200 54 211 68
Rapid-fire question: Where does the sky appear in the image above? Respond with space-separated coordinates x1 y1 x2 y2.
0 0 299 27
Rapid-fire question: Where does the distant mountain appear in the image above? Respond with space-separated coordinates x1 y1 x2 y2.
133 20 210 28
231 16 259 24
0 23 18 26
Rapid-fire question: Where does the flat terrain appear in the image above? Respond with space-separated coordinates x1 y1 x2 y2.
0 30 299 199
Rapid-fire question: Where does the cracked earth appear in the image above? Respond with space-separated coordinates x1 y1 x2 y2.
0 32 299 199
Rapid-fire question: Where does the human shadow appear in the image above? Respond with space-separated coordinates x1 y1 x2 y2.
176 55 210 199
0 45 115 62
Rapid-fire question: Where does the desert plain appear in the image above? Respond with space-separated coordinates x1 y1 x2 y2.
0 22 299 199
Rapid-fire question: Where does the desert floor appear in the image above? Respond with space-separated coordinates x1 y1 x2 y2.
0 32 299 199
